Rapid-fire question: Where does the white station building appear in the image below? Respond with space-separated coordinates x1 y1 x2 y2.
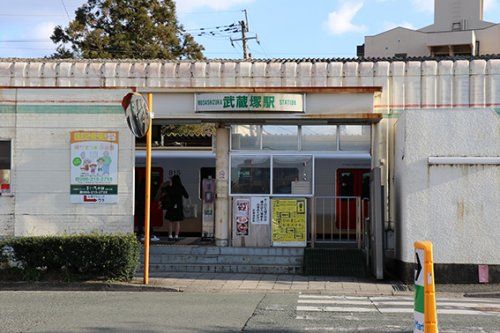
0 57 498 282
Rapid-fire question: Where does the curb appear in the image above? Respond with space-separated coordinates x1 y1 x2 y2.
0 281 181 293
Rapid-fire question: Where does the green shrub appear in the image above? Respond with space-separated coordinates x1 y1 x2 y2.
0 234 140 282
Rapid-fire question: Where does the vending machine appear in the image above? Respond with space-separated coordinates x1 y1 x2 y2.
201 177 216 239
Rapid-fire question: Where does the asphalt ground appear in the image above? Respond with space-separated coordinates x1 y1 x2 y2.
0 291 499 333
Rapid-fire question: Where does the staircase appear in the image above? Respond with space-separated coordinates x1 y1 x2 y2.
140 246 304 275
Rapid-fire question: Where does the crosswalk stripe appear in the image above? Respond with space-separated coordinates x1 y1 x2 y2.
296 295 500 317
378 308 498 316
299 295 368 300
299 298 500 309
297 305 376 313
373 301 500 309
298 299 373 305
298 306 498 316
372 296 499 304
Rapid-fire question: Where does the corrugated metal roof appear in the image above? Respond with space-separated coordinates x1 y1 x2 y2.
1 54 499 63
1 56 499 112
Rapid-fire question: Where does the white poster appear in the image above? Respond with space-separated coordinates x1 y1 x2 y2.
251 197 269 224
70 131 119 204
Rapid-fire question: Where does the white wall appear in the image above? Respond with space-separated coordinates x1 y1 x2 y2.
0 88 134 236
394 109 499 265
421 0 493 32
365 29 428 58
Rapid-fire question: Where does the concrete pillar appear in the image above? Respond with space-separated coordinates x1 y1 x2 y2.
215 126 230 246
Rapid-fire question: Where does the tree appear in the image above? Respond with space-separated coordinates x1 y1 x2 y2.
50 0 204 60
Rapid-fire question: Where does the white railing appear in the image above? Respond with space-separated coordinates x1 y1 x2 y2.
310 196 368 249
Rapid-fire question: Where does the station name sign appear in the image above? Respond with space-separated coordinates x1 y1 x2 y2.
195 93 304 112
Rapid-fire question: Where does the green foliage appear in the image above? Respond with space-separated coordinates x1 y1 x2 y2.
162 123 215 137
0 234 140 281
50 0 204 60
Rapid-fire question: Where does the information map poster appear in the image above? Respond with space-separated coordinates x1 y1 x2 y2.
70 131 119 204
271 198 307 247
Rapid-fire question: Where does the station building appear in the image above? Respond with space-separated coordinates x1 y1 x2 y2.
0 57 498 282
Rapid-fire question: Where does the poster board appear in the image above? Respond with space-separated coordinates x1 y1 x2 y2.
232 196 271 247
70 131 119 204
233 197 250 236
271 198 307 247
251 196 270 225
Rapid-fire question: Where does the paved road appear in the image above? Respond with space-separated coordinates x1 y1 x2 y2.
0 291 499 332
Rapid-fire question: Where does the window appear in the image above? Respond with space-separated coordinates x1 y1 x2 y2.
231 125 260 150
0 141 11 194
301 126 337 151
339 125 371 151
339 172 354 196
262 125 298 150
231 156 270 194
272 155 313 195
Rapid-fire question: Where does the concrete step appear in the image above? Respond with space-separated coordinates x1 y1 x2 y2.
140 246 305 274
139 263 303 274
147 245 304 256
147 254 303 266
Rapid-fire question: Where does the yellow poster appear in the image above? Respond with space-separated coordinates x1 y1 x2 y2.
272 198 307 247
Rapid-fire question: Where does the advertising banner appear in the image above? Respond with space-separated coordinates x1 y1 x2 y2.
271 198 307 247
196 93 304 112
70 131 119 204
233 198 250 236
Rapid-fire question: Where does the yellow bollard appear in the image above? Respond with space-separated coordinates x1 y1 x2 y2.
414 241 438 333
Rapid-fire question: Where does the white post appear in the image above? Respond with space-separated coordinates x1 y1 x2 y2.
215 126 230 246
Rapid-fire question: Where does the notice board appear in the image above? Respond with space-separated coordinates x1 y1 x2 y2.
271 198 307 247
70 131 119 204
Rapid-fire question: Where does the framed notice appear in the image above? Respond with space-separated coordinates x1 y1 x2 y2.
271 198 307 247
70 131 119 204
251 196 269 224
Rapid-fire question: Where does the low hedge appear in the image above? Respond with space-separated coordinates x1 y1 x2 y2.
0 233 140 282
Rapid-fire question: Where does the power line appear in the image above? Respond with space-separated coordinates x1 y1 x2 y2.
229 10 259 59
0 40 52 43
0 13 67 17
177 9 242 15
60 0 71 20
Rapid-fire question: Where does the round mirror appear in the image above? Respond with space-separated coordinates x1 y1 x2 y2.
122 92 150 138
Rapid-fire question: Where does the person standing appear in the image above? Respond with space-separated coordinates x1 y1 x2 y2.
164 175 189 241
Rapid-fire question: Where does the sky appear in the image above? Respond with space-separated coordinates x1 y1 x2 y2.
0 0 499 59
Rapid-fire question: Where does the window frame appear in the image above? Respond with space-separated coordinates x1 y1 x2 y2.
229 152 315 198
230 124 370 153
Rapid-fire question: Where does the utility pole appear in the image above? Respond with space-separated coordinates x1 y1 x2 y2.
240 19 249 60
230 9 258 60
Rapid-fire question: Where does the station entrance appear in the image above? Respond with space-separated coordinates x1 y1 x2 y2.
134 88 385 278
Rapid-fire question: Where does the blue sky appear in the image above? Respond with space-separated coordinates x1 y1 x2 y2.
0 0 499 59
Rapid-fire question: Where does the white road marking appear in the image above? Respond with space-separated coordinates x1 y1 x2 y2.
298 299 373 305
373 301 500 309
297 305 376 312
299 295 368 300
296 295 500 316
